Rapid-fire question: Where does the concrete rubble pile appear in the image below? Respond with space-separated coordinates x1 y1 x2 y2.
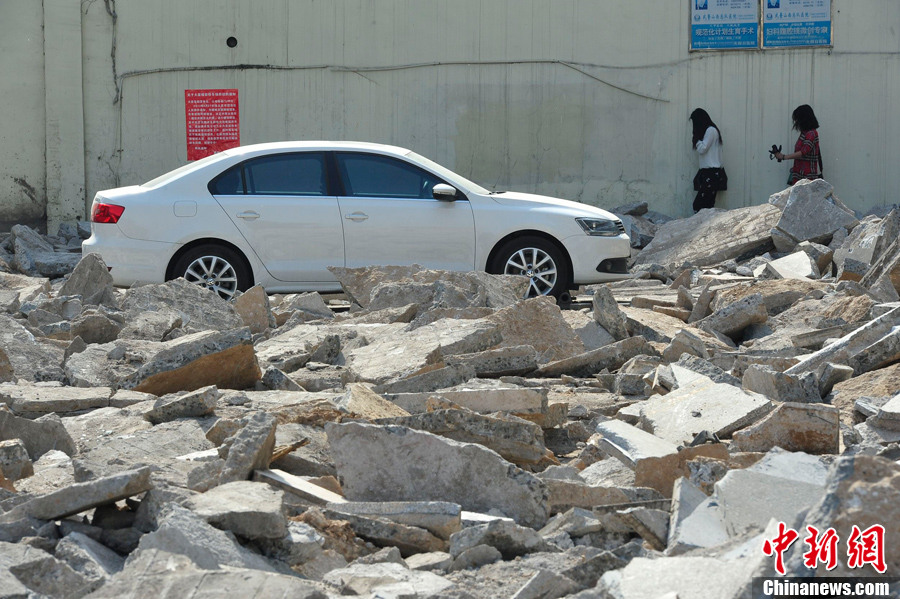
0 182 898 598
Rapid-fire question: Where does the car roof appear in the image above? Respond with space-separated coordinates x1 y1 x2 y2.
220 141 413 158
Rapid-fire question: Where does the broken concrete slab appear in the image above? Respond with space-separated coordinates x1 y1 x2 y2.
696 292 768 339
327 422 549 528
80 548 326 599
323 561 455 597
633 204 782 268
592 286 628 341
65 328 261 395
143 385 220 424
334 383 410 419
344 318 500 384
636 375 773 445
533 336 658 379
233 284 275 334
633 444 730 498
741 364 820 403
774 178 859 244
218 411 276 485
374 363 475 395
866 393 900 431
54 531 125 589
731 402 840 454
375 408 550 466
444 345 538 378
764 251 819 280
0 539 96 598
184 480 287 540
0 405 75 459
0 440 32 481
328 265 527 310
449 519 551 559
322 507 446 556
131 505 282 573
120 278 244 333
3 466 152 522
325 501 461 541
487 297 586 363
543 478 660 515
386 380 548 416
595 420 679 468
0 383 113 417
0 314 66 382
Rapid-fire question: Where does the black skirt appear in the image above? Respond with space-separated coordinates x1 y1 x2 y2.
693 167 728 192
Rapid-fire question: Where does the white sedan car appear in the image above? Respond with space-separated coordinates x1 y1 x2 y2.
83 141 631 301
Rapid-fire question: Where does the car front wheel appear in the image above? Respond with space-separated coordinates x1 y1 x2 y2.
490 236 570 300
171 244 251 300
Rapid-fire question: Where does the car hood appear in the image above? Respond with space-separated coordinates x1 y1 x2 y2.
488 191 620 220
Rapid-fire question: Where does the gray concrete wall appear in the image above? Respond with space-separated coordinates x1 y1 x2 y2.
2 0 899 231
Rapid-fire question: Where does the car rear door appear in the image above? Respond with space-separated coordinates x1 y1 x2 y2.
333 152 476 271
210 151 344 282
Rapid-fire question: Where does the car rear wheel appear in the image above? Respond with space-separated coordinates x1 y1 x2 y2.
490 236 570 300
171 245 251 300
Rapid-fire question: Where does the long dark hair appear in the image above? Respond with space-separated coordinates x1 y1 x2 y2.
792 104 819 132
690 108 722 147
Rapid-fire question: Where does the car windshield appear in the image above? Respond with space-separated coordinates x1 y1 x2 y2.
141 153 230 188
405 151 490 195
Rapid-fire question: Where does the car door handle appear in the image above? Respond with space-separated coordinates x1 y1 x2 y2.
345 212 369 222
236 211 260 220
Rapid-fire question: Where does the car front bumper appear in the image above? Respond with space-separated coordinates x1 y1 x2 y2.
564 233 632 285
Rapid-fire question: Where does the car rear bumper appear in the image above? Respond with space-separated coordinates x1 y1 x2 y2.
82 224 174 287
564 234 632 285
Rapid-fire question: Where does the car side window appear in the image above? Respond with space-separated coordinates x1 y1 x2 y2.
244 153 327 196
208 164 244 195
335 153 442 199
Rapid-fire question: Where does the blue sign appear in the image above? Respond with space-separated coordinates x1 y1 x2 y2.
762 0 832 47
691 0 759 50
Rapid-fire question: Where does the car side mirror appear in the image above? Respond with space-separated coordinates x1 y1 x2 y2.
432 183 459 201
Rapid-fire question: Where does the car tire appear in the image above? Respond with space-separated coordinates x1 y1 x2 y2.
171 244 252 300
489 236 571 300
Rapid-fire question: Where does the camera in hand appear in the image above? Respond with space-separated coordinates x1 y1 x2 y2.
769 144 783 162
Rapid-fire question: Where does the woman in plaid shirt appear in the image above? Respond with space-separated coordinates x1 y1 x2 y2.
774 105 822 185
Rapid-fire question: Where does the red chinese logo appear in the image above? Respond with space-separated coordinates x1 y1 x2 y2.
847 525 887 574
764 522 888 575
763 522 799 575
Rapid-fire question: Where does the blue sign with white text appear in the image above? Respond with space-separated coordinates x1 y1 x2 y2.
692 22 759 49
763 20 831 47
690 0 759 51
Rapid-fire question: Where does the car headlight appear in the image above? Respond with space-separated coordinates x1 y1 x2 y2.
576 217 622 236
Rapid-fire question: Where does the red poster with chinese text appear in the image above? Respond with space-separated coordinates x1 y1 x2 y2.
185 89 240 161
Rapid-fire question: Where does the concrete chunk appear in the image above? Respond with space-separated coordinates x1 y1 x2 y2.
144 385 219 425
327 422 549 528
595 420 679 468
637 376 773 445
184 481 287 540
732 402 840 454
324 501 461 540
3 466 152 522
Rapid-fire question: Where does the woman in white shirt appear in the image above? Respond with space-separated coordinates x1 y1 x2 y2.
689 108 727 213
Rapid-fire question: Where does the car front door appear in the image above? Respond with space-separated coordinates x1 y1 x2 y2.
210 152 344 282
333 152 476 271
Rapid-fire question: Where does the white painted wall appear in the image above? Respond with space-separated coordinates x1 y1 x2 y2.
2 0 899 229
0 0 46 226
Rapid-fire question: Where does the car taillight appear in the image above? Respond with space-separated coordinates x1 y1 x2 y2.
91 202 125 224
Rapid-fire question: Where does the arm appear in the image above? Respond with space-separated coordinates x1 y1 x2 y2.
777 132 815 161
695 127 718 155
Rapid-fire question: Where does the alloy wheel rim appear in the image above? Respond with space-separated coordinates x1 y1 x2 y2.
503 247 557 297
183 255 238 300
